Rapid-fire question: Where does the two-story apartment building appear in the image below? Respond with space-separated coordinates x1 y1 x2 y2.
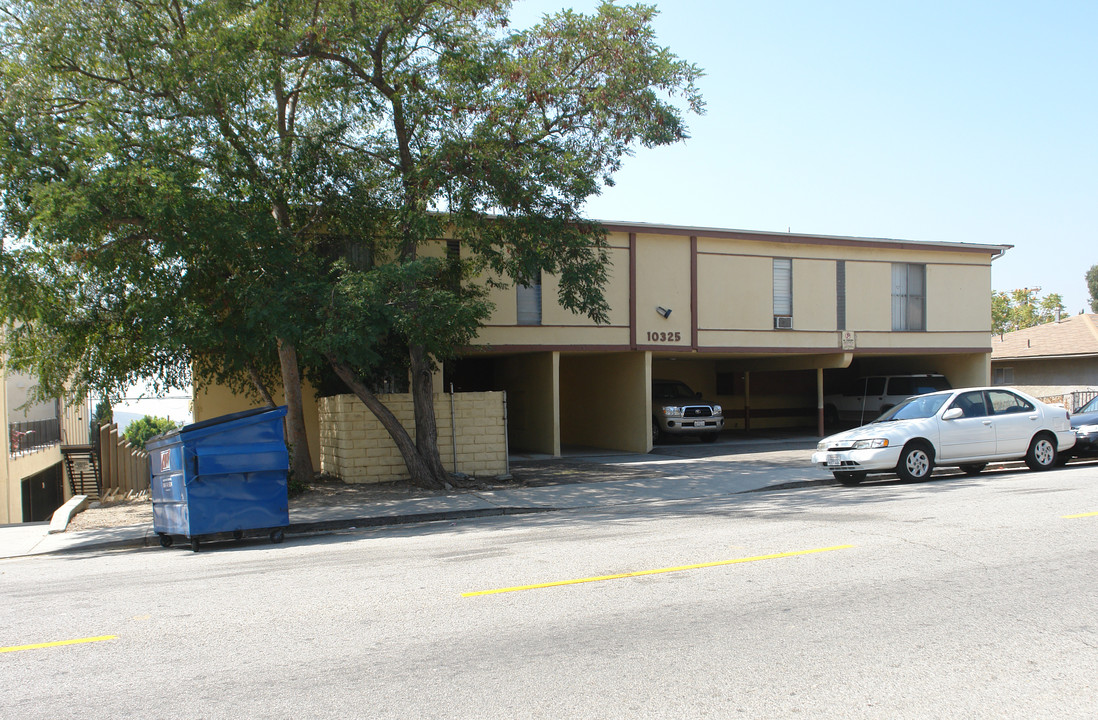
194 220 1008 471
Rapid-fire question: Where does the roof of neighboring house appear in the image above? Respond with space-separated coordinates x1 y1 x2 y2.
991 313 1098 361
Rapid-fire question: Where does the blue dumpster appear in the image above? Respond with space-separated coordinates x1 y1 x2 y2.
148 406 290 552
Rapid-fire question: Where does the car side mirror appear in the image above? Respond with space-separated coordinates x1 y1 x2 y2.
942 407 963 421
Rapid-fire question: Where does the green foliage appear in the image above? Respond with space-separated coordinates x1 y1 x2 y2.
123 415 182 450
0 0 702 483
991 288 1066 335
1087 265 1098 313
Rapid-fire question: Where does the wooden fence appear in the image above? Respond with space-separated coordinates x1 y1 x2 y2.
97 422 151 497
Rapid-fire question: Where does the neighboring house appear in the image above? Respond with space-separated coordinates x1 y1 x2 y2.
1 363 90 524
990 313 1098 410
197 221 1009 472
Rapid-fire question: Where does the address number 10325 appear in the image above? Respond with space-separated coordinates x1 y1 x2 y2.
646 331 682 343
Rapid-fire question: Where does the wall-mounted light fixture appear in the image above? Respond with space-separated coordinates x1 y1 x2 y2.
656 306 672 319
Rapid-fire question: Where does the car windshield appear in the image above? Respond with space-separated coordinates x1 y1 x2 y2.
1080 395 1098 414
653 381 696 399
873 392 950 422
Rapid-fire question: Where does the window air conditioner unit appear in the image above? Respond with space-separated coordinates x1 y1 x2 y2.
774 316 793 330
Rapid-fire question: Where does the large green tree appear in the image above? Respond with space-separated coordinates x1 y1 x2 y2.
0 0 702 488
991 288 1066 335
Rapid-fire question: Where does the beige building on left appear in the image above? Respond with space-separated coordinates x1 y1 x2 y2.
1 359 90 524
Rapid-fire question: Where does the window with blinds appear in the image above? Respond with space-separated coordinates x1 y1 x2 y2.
517 274 542 326
891 263 926 331
773 258 792 329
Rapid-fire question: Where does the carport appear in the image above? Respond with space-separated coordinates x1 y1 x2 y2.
448 347 991 457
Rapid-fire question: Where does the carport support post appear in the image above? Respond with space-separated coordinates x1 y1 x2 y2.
744 371 750 431
817 367 825 438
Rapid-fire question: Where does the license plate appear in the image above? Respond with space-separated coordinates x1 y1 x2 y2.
693 421 706 427
827 453 843 467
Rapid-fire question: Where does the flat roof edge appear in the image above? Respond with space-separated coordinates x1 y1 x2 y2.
596 219 1012 257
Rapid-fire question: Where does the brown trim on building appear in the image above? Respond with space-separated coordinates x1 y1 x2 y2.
690 236 699 350
635 344 696 352
479 324 630 330
464 343 991 355
629 232 637 350
696 250 995 269
599 221 1011 258
463 344 636 354
694 345 992 355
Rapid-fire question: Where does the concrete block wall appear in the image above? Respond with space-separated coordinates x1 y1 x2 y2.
319 392 507 484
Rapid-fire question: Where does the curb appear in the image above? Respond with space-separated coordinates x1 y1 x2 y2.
29 506 559 557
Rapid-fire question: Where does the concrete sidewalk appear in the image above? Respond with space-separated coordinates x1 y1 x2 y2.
0 433 823 559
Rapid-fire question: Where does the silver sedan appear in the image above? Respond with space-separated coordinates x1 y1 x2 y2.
812 386 1076 485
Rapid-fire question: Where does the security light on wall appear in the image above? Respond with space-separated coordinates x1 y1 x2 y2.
656 306 672 319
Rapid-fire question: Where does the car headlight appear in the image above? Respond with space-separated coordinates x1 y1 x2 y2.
851 438 889 449
661 406 683 417
817 441 829 452
712 404 722 415
1076 424 1098 434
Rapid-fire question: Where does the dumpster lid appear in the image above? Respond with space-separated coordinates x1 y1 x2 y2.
182 405 286 433
147 406 286 446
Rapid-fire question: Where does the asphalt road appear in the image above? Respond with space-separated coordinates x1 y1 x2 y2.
2 459 1097 719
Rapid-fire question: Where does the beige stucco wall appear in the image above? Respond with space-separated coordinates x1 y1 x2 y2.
2 447 63 524
846 260 892 331
319 392 507 483
927 264 992 333
559 351 650 453
465 228 996 356
698 254 772 331
496 353 558 455
635 234 692 343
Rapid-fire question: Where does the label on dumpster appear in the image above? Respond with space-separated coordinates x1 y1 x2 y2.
160 450 170 473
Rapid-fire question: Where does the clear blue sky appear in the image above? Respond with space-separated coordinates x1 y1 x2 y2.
512 0 1098 314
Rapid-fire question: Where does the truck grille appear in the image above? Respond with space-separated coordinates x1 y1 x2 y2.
684 406 713 418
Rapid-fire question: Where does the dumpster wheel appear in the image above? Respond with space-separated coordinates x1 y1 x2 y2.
190 537 200 553
270 528 285 544
158 533 173 548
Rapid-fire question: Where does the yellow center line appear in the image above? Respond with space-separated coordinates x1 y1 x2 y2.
0 635 117 654
463 544 854 597
1062 511 1098 519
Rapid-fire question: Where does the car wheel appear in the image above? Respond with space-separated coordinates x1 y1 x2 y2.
959 463 986 476
651 419 662 446
896 442 934 482
699 433 718 444
1025 433 1057 471
834 471 866 486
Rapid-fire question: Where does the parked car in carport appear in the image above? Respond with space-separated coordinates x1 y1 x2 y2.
812 386 1075 485
652 379 724 444
1063 394 1098 460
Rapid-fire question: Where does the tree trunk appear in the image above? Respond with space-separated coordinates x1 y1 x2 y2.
245 358 277 408
326 355 447 490
408 344 450 480
277 338 314 482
